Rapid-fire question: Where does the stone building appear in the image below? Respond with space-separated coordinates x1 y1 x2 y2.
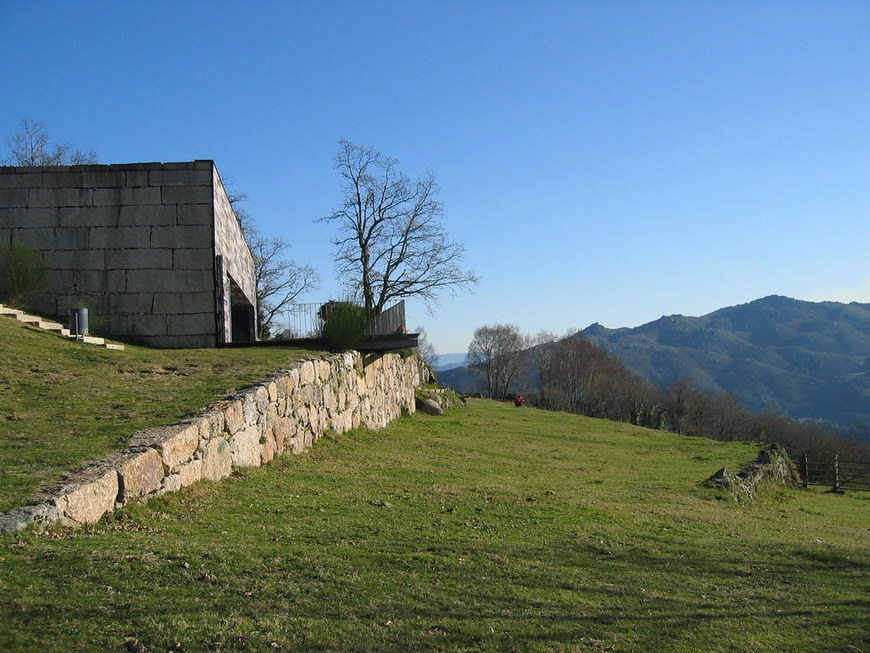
0 160 257 348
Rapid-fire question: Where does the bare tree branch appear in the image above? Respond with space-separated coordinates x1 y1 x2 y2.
3 118 97 166
230 192 321 339
320 139 477 313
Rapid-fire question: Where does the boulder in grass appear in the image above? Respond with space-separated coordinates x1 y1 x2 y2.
416 397 443 416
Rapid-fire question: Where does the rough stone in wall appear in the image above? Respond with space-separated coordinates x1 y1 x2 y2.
0 350 420 533
703 444 798 501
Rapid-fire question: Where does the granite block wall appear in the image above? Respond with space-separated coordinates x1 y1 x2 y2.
0 160 257 347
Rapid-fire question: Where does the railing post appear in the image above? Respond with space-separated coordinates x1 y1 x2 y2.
802 454 808 488
833 455 840 491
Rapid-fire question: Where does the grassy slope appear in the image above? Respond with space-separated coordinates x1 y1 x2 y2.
0 317 321 512
1 399 868 652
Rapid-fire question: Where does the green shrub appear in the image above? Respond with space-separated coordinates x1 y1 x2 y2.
0 241 49 309
317 301 371 352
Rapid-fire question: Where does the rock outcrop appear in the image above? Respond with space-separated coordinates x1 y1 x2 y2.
703 443 797 501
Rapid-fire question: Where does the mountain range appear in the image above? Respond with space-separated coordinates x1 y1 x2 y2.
442 296 870 427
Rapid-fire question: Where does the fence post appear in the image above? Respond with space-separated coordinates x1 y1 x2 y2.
802 455 808 488
833 454 840 491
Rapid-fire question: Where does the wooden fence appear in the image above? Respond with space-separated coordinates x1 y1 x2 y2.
800 455 870 491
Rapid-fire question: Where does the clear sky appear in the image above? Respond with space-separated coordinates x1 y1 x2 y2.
2 0 868 355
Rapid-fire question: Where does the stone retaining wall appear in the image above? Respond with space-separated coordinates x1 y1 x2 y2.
0 350 419 533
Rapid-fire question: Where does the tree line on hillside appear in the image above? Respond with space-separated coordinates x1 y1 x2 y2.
466 324 870 462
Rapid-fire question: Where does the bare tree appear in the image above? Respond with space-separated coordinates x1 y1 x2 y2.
3 118 97 166
229 192 321 339
321 139 478 314
415 325 439 368
467 323 527 399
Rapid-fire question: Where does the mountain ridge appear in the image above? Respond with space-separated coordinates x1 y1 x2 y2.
580 295 870 425
440 296 870 428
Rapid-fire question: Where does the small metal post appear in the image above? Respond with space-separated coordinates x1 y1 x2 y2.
833 455 840 491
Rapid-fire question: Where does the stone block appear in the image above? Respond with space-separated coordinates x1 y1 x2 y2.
151 224 212 248
0 188 31 207
416 397 443 416
261 426 276 464
55 466 119 525
118 448 165 502
231 424 262 467
177 459 203 487
1 207 59 228
41 171 83 188
0 171 43 189
274 417 290 455
142 334 214 348
106 247 173 270
127 268 212 293
119 204 177 226
266 373 287 400
200 437 232 481
124 169 150 187
195 408 226 440
153 291 213 314
298 361 316 386
263 379 279 403
172 248 214 270
29 188 92 208
177 204 213 226
74 269 127 293
112 312 167 337
60 206 119 227
238 389 258 426
148 168 212 187
93 186 161 206
81 169 125 188
51 249 106 271
160 474 183 494
166 312 214 336
0 503 60 534
220 399 245 435
88 225 150 249
15 226 89 250
161 185 212 205
149 422 201 469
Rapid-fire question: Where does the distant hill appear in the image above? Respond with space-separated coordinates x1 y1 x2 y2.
581 295 870 426
432 353 469 371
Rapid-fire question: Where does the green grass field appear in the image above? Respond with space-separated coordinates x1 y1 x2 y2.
2 396 868 652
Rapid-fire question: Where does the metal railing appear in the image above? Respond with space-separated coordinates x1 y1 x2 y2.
280 300 406 339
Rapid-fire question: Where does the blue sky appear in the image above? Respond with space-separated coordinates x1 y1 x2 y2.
2 0 868 354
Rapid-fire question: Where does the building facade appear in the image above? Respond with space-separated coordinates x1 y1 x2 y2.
0 160 257 348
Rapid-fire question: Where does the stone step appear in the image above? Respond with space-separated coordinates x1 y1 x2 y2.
44 325 72 337
76 335 106 345
0 305 24 317
0 303 123 350
20 316 66 331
